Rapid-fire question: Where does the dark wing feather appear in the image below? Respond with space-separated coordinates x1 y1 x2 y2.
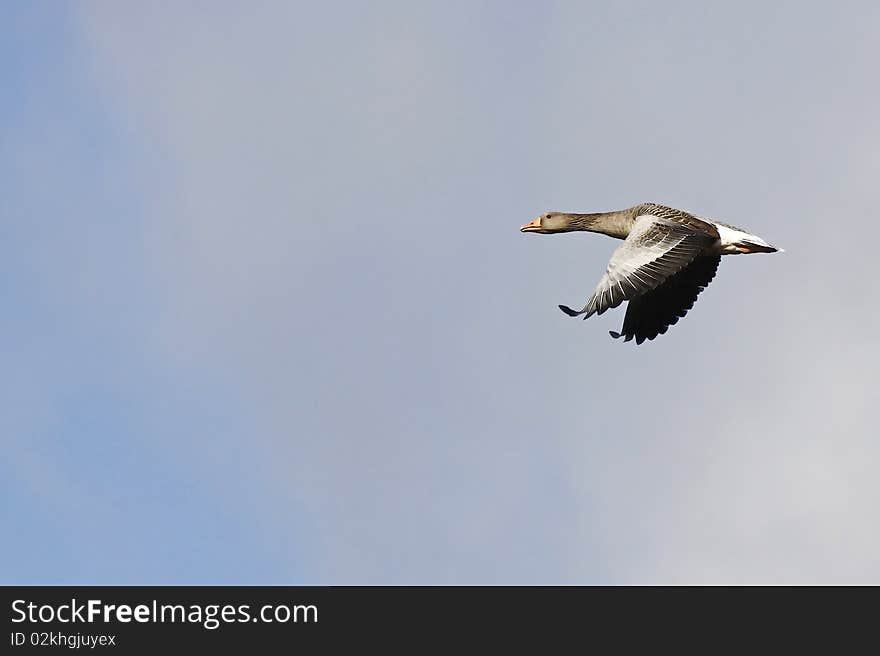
610 255 721 344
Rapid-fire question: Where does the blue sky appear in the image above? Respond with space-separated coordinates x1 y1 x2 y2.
2 4 291 583
3 1 880 584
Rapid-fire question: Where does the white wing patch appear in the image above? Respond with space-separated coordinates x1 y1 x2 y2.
560 214 716 319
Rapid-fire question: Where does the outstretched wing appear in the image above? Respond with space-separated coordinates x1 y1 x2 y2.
610 254 721 344
559 214 716 319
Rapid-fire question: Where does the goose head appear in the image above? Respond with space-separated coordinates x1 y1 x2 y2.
520 212 578 234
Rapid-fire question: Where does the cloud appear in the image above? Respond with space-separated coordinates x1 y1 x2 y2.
61 1 880 582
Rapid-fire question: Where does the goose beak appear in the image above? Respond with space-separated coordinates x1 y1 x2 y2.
521 218 543 233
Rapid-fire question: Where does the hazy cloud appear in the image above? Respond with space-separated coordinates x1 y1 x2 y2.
4 1 878 583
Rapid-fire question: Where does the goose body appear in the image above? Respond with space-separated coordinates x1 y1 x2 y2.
521 203 780 344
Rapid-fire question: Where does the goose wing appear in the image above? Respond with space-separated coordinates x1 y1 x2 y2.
559 213 717 319
609 254 721 344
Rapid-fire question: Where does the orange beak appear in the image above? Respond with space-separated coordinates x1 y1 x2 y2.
521 217 543 233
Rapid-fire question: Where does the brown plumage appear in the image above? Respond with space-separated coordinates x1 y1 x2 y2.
521 203 780 344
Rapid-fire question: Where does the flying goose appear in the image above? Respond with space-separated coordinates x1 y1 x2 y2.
521 203 780 344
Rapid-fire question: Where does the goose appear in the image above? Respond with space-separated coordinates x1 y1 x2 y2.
521 202 780 344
